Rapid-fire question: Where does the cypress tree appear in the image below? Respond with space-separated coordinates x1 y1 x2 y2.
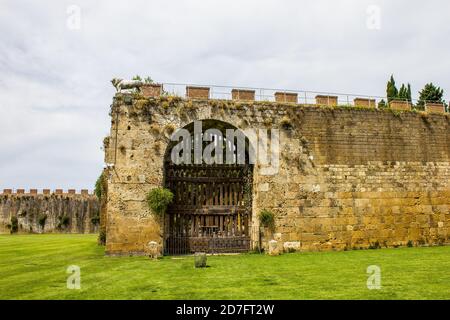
386 75 398 102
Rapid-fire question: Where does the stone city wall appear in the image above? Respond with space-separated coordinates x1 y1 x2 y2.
103 89 450 255
0 189 99 234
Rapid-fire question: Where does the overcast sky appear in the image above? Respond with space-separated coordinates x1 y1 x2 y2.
1 0 450 190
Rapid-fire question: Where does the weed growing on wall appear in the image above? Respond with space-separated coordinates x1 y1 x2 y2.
146 188 174 218
38 214 47 230
259 209 275 231
9 216 18 234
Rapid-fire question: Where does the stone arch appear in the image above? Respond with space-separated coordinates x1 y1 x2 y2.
162 119 256 255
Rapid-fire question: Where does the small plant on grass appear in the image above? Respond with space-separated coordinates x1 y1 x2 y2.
259 209 275 231
98 230 106 245
369 241 381 249
407 240 414 248
146 188 174 218
286 247 296 253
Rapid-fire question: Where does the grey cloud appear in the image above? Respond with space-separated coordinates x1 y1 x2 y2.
1 0 449 189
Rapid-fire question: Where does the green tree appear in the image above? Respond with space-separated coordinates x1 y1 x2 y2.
386 75 398 102
417 83 446 110
132 75 153 83
143 76 153 84
94 172 105 200
398 83 412 102
378 99 387 109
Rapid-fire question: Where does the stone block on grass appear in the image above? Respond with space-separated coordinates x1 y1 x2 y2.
194 252 207 268
146 241 161 260
268 240 281 256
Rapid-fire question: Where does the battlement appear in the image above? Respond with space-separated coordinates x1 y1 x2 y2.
115 82 449 114
1 189 94 196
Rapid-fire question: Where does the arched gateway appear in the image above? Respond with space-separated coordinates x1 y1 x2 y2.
163 120 254 255
103 85 450 257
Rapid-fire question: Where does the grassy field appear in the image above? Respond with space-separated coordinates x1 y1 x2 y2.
0 234 449 300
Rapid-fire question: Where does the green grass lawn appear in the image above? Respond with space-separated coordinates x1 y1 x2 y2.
0 234 449 300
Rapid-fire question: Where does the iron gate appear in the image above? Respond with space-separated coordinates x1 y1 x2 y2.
164 163 253 255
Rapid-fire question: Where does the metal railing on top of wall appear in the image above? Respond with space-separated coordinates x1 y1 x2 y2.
152 82 448 112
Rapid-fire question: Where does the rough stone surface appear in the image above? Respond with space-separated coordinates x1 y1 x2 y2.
186 86 210 99
268 240 280 256
141 84 162 98
315 95 338 106
231 89 255 101
104 94 450 255
426 103 446 114
390 100 411 111
354 98 376 108
275 92 298 103
283 241 301 252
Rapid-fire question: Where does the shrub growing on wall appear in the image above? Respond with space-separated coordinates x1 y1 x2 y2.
57 215 70 230
259 209 275 231
98 230 106 245
9 216 18 234
91 214 100 226
146 188 174 218
38 214 47 231
94 170 107 245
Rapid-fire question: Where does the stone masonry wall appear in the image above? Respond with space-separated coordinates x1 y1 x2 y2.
0 190 100 234
104 93 450 255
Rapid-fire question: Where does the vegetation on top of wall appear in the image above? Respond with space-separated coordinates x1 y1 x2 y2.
146 188 174 218
386 75 412 103
120 94 448 130
259 209 275 230
131 75 153 84
417 83 447 110
378 99 387 109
